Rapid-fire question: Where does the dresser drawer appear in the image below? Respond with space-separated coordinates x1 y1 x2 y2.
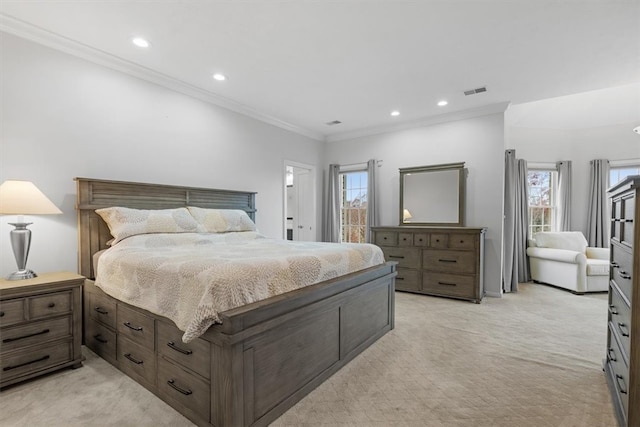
448 234 476 250
398 233 413 246
381 247 421 269
158 321 210 379
1 340 72 382
118 336 156 387
414 233 429 246
85 318 117 363
375 232 398 246
611 244 633 302
157 356 210 421
607 327 629 417
423 273 476 299
609 285 631 359
423 250 476 274
88 292 117 329
430 234 448 249
394 268 421 292
1 316 71 353
117 304 155 351
0 298 25 327
29 291 71 319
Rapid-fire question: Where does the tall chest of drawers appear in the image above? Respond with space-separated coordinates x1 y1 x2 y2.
371 226 486 303
0 272 84 388
605 175 640 427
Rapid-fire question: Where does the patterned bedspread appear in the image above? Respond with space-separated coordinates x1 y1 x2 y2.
95 232 384 342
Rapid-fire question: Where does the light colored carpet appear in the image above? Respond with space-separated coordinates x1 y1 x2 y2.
0 283 616 427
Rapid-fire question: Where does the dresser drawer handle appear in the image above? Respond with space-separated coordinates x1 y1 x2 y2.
93 334 108 344
123 322 143 332
167 379 193 396
438 259 457 263
618 323 630 337
396 277 405 281
47 302 56 308
0 311 4 317
615 374 628 394
124 353 144 365
438 281 457 287
607 348 617 362
167 341 193 355
610 262 619 268
95 307 109 315
608 305 618 316
624 218 633 223
388 255 405 259
3 328 50 343
3 355 50 371
619 272 632 280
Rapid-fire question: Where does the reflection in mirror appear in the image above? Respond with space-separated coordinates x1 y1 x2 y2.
399 162 465 226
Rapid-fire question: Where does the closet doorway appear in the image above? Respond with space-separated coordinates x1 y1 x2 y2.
284 161 316 241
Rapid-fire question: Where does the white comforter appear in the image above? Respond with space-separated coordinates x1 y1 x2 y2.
95 232 384 342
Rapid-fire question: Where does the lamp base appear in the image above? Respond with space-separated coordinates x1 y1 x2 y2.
7 269 37 280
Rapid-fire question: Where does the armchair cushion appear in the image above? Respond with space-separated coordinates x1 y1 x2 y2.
586 259 610 276
534 232 588 253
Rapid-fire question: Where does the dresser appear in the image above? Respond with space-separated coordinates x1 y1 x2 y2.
0 272 84 388
371 226 486 303
605 176 639 427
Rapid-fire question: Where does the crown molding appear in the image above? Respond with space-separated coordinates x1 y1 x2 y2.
325 102 511 143
0 13 324 142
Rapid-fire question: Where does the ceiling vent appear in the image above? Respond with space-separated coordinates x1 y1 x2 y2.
464 86 487 96
325 120 342 126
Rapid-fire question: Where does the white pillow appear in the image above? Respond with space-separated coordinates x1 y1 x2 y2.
96 207 200 244
187 207 256 233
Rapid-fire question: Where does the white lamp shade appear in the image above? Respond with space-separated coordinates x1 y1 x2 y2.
0 180 62 215
403 209 413 220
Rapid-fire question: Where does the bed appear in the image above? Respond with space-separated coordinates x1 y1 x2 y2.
76 177 396 427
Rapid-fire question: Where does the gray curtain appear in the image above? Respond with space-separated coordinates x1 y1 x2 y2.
503 150 530 293
323 164 341 243
586 159 610 247
555 160 572 231
366 159 377 243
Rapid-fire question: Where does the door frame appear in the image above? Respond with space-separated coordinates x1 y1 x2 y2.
283 160 316 241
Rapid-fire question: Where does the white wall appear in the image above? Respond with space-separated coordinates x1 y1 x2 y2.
0 33 324 277
324 113 506 297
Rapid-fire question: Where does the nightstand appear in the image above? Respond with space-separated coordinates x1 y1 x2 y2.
0 272 84 388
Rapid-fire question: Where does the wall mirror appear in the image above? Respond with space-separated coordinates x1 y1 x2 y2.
399 162 466 226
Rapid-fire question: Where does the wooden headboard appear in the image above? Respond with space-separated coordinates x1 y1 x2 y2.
75 177 257 279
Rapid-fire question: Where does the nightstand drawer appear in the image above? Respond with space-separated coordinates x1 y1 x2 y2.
1 340 72 382
117 304 155 351
118 336 156 387
85 318 117 363
158 321 210 379
30 291 71 319
1 316 71 353
423 250 476 274
0 299 25 327
157 356 210 420
88 292 117 329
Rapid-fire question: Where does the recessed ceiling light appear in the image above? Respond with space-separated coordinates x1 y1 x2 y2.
131 37 150 48
213 73 227 81
390 111 400 117
437 100 448 107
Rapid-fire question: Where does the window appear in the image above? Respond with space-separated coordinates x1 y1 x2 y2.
528 170 557 237
340 171 368 243
610 166 640 186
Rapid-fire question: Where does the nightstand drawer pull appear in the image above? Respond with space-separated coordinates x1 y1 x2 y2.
438 281 457 287
618 323 630 337
167 379 193 395
93 334 108 344
2 328 50 343
438 259 457 263
3 355 50 371
615 374 628 394
124 353 144 365
607 348 617 362
94 307 109 315
167 341 193 355
123 322 143 332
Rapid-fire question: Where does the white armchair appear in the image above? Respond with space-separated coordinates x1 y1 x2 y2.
526 231 609 294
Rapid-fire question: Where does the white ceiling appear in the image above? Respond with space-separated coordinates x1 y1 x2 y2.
1 1 639 141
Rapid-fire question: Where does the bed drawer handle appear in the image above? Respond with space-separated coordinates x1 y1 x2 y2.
95 307 109 315
615 374 628 394
123 322 143 332
438 259 457 263
607 348 617 362
3 355 50 371
388 255 405 259
438 281 457 287
167 341 193 355
609 305 619 316
618 323 630 337
3 328 50 343
93 334 108 344
124 353 144 365
167 379 193 396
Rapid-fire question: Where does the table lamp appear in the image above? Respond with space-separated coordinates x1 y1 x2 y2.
403 208 413 222
0 180 62 280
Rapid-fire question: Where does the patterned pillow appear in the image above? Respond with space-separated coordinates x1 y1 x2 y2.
187 207 256 233
96 207 200 244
